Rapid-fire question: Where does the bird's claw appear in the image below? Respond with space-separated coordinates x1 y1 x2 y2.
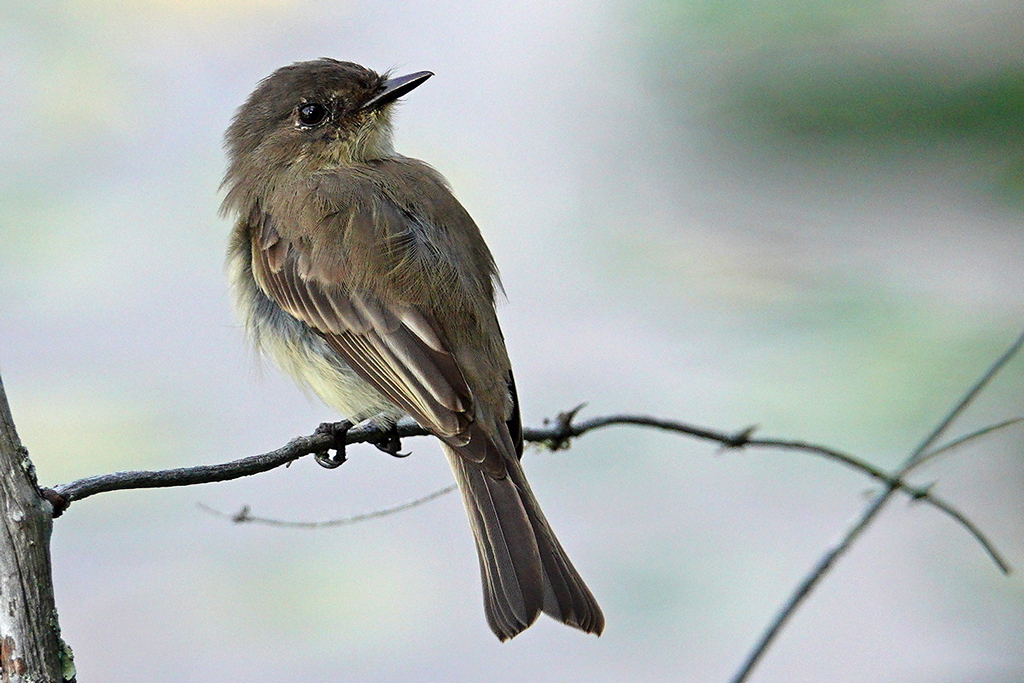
373 423 409 458
314 420 352 469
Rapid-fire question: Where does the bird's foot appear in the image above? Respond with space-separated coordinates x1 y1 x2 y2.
313 420 352 469
372 422 409 458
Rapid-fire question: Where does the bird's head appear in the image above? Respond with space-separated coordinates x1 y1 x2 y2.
222 59 432 207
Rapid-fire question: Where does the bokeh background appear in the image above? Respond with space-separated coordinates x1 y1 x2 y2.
1 1 1022 681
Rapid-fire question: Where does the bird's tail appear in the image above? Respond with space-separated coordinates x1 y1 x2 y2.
443 444 604 641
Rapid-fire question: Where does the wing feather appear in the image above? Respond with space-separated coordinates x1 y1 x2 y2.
250 212 496 467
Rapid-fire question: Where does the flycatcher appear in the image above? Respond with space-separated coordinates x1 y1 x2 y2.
222 58 603 640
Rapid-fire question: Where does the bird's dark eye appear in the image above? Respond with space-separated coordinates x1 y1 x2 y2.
297 103 329 126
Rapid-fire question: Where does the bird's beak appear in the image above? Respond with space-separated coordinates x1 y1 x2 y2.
361 71 434 111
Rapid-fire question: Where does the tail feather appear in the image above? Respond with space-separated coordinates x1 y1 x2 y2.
507 460 605 635
444 444 604 640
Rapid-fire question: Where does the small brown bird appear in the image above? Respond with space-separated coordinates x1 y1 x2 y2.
222 59 603 640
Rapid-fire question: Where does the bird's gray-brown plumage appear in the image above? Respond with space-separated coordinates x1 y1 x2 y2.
222 59 603 640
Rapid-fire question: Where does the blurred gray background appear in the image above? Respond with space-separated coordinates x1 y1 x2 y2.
1 1 1022 681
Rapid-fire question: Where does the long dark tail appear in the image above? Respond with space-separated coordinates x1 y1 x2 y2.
444 444 604 641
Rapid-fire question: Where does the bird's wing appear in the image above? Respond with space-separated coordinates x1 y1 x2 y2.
249 176 514 477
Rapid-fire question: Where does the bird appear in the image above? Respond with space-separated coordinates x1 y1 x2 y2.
221 58 603 641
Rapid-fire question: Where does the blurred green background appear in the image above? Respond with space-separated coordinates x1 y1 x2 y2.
1 0 1021 681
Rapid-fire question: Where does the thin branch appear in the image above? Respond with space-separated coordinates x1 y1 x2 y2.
745 439 1010 573
904 329 1024 470
730 492 891 683
913 417 1024 469
172 417 1003 577
524 414 1009 571
44 414 925 520
524 412 750 448
48 413 1010 571
48 419 431 515
922 489 1012 574
541 415 916 490
37 331 1020 683
196 484 456 528
44 416 765 511
729 326 1024 683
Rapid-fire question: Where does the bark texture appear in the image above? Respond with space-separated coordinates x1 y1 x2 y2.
0 373 72 682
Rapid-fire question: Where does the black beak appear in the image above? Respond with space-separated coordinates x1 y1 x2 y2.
361 71 434 111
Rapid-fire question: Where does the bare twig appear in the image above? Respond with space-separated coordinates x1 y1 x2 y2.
35 331 1020 683
95 404 1003 575
526 415 1009 572
730 491 890 683
913 417 1024 468
921 490 1012 574
48 419 431 515
729 327 1024 683
196 484 457 528
906 330 1024 469
48 411 1011 572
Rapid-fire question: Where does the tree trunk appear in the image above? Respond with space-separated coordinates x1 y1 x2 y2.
0 372 73 682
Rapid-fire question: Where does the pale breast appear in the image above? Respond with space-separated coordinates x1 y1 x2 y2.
227 222 404 424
